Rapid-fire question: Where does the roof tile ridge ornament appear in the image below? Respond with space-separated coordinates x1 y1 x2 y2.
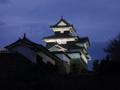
23 33 26 39
22 33 30 43
61 16 64 20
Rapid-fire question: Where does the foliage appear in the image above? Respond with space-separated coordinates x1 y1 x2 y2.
105 33 120 61
92 60 100 72
93 33 120 74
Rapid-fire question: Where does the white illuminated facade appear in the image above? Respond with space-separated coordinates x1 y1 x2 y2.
43 18 91 74
44 38 76 44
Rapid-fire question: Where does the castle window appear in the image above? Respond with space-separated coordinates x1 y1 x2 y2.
55 31 60 34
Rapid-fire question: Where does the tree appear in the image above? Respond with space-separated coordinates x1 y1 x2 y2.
98 33 120 74
92 33 120 74
105 33 120 61
92 60 100 72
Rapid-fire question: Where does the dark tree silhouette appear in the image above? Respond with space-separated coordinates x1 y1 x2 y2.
105 33 120 61
94 33 120 75
92 60 100 72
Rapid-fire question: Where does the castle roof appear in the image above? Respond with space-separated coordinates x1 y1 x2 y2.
77 37 89 43
77 37 90 46
50 18 73 28
5 36 62 63
59 44 83 50
43 34 76 39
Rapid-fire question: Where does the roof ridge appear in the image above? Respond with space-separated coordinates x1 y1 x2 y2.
50 18 72 28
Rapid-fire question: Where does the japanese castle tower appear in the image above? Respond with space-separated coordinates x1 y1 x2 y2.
43 18 91 74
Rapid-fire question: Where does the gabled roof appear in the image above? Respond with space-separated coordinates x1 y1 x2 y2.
5 36 63 64
43 34 76 39
48 43 83 51
77 37 90 46
77 37 89 43
50 18 73 28
67 36 90 45
49 44 67 51
59 44 84 50
5 36 42 51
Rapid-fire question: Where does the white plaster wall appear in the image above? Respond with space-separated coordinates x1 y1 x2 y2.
81 52 88 64
76 43 84 47
12 45 37 63
84 43 88 49
58 21 67 26
52 27 72 33
44 38 76 43
67 53 80 59
38 52 56 65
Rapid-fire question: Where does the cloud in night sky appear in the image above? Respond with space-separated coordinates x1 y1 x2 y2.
0 0 120 47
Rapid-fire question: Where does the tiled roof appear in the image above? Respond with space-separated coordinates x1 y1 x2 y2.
59 44 83 50
67 37 90 45
50 18 73 28
77 37 89 43
77 37 90 46
5 37 42 51
43 34 76 39
5 36 62 63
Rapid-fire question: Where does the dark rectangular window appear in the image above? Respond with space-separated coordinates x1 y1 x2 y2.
55 31 60 35
64 31 70 34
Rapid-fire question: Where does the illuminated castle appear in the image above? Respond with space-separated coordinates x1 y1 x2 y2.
43 18 91 73
4 18 91 74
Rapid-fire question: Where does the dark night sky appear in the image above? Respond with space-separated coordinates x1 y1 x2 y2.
0 0 120 46
0 0 120 48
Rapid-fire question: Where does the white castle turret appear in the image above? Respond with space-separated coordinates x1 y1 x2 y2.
43 17 91 73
